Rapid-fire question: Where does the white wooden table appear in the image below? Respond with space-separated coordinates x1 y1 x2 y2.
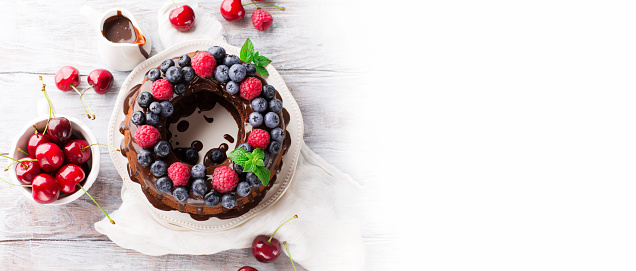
0 0 371 270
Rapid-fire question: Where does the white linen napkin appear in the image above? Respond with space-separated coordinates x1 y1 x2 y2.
95 3 365 269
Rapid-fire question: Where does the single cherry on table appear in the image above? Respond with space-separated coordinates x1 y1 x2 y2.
220 0 245 22
87 69 114 94
169 0 195 31
251 214 298 263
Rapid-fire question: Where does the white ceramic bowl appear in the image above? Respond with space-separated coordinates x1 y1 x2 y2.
8 115 100 205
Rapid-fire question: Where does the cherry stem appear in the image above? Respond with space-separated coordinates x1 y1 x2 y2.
39 76 54 135
244 1 285 10
0 154 31 170
81 143 120 152
77 183 115 224
171 0 178 9
283 241 297 271
0 176 31 187
17 148 30 156
268 214 298 243
71 84 95 120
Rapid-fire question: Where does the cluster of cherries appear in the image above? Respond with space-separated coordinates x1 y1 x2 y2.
54 66 114 119
237 214 299 271
168 0 283 32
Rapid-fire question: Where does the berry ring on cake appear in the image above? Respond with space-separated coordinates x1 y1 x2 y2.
117 40 293 220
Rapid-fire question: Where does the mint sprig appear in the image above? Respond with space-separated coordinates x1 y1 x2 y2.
228 147 271 186
240 38 271 77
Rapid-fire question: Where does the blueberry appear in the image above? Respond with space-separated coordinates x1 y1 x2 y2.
208 149 226 163
268 141 281 154
173 83 186 95
146 112 160 126
268 99 283 113
148 68 161 81
160 101 174 117
149 101 162 114
191 178 208 197
261 85 276 100
263 151 270 165
136 149 153 167
160 59 175 73
150 160 167 177
244 63 256 77
173 186 189 202
214 65 230 82
249 112 263 127
178 54 191 67
270 128 285 142
236 182 251 197
154 140 171 158
226 81 239 95
237 143 253 152
228 64 246 83
182 67 195 82
251 97 268 112
191 164 206 178
165 66 183 84
208 46 226 62
131 111 145 126
233 163 244 174
264 112 280 128
246 172 262 187
203 190 221 206
224 54 240 67
184 147 199 164
156 176 173 193
137 92 154 108
221 193 237 209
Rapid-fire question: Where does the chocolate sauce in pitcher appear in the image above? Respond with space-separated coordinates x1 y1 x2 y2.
102 11 149 58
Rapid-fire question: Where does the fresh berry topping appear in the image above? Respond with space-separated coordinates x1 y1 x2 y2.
224 54 241 67
268 98 283 113
151 160 168 177
156 176 173 193
212 166 239 193
131 111 145 126
208 46 226 62
268 141 281 154
191 164 206 178
236 181 251 197
182 67 195 82
154 140 171 158
208 149 226 163
192 51 216 78
244 63 256 77
165 66 183 84
233 163 244 174
173 186 189 202
191 178 208 196
214 65 230 82
261 85 276 100
270 128 285 142
249 112 264 127
204 190 221 206
247 129 270 149
157 101 173 117
160 59 175 73
149 101 162 114
251 97 268 112
137 92 154 108
146 112 160 126
184 147 199 164
221 193 237 209
134 125 160 149
263 151 270 165
226 81 239 95
151 79 174 101
179 54 192 67
264 112 280 128
168 162 191 186
229 64 247 83
237 143 253 152
137 149 154 167
246 172 262 187
252 9 273 31
240 77 263 100
148 68 161 81
173 83 187 95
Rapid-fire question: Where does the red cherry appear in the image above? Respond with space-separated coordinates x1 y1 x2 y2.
87 69 114 94
252 235 281 263
238 267 258 271
35 143 65 172
220 0 245 22
54 66 80 92
47 117 72 145
55 164 85 194
27 132 52 156
63 139 91 165
15 157 41 185
169 4 196 31
31 173 61 204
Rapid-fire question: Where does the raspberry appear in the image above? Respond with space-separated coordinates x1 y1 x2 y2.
240 77 262 100
212 166 239 193
151 79 174 101
134 125 160 149
168 162 191 187
192 51 216 78
252 9 273 31
247 129 270 149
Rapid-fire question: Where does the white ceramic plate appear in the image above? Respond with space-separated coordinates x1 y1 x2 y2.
107 39 304 231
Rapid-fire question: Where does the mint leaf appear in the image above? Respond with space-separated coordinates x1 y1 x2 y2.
254 166 271 186
228 148 249 166
252 51 261 66
240 38 255 63
255 66 269 76
243 161 256 173
252 148 265 160
255 55 271 66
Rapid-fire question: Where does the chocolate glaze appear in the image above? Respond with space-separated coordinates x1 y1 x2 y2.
102 11 149 59
119 51 291 220
223 134 235 143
